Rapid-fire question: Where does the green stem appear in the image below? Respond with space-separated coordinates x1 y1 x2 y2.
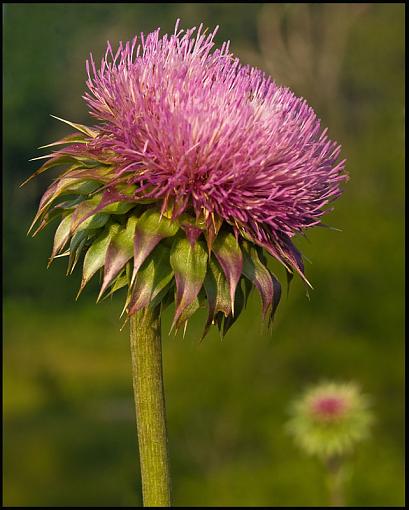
129 307 172 507
326 456 345 507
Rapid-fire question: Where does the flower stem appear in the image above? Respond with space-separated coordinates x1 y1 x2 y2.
325 456 345 507
129 307 171 507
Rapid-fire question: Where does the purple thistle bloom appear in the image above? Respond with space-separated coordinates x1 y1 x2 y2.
25 20 348 335
82 21 347 272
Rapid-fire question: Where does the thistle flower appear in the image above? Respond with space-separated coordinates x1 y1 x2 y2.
286 382 373 459
24 20 347 337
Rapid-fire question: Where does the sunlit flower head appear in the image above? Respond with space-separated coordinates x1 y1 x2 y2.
25 20 348 336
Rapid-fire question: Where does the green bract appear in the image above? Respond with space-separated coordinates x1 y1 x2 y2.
25 119 282 337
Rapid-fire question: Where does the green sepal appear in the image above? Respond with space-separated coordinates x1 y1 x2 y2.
158 283 175 312
242 275 253 306
132 208 180 284
150 280 174 310
69 195 105 233
286 268 294 297
174 297 200 335
100 263 132 303
242 242 274 318
49 213 73 263
21 155 81 187
170 237 208 331
104 273 129 299
98 214 138 300
98 201 135 215
223 280 245 337
76 213 110 232
77 223 120 297
202 256 231 340
37 132 89 149
128 243 173 315
66 230 92 275
63 180 102 196
212 230 243 315
49 115 99 138
32 207 64 237
56 196 88 211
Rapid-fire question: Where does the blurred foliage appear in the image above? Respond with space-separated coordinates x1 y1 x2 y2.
3 3 404 507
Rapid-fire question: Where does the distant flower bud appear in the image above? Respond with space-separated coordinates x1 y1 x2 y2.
287 382 373 459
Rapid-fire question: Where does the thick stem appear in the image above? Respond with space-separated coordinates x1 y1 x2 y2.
129 307 171 507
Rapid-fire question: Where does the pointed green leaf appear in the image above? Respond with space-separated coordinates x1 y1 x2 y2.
65 194 110 234
170 237 208 330
223 280 245 337
132 209 179 284
98 215 138 299
276 234 312 289
175 297 200 334
286 268 294 297
103 273 129 300
269 272 281 326
158 283 175 312
49 213 73 263
55 196 87 211
76 188 136 218
242 275 253 306
212 231 243 315
76 213 110 232
27 164 83 233
128 243 173 315
28 167 111 234
69 195 102 232
50 115 98 138
78 224 120 296
21 155 79 187
64 180 102 196
31 207 64 237
99 201 135 215
66 230 92 275
150 280 174 310
202 257 231 339
100 264 132 304
242 243 275 318
38 132 89 149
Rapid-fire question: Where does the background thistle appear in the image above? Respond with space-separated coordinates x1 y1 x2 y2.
23 19 348 508
287 382 373 506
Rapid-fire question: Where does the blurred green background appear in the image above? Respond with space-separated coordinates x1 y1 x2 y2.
3 3 404 507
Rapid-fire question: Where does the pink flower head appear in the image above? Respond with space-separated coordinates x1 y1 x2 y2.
82 20 347 277
311 395 348 421
25 21 348 335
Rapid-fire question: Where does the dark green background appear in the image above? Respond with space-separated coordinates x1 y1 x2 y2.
3 3 404 506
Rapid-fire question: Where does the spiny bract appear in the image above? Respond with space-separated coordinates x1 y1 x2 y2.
24 20 347 337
